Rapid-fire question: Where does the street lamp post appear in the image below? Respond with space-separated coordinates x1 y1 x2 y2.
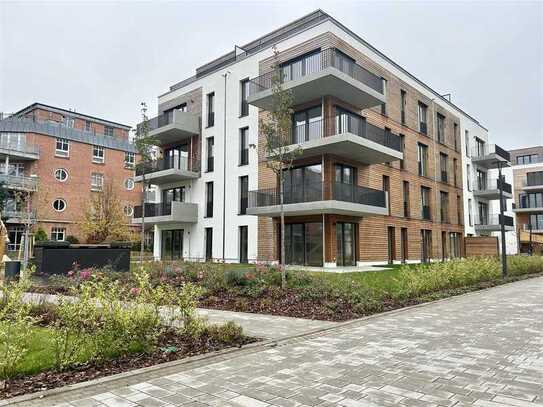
497 161 507 278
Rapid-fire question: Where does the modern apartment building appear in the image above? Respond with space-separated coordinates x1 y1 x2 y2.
138 10 504 266
0 103 139 250
511 146 543 254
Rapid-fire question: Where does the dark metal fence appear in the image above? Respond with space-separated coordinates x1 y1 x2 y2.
134 202 172 218
249 48 383 96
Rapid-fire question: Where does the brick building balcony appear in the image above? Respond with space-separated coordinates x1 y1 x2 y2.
247 181 388 217
132 201 198 225
248 48 385 111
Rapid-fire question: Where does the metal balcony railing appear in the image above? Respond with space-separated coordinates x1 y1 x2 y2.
474 178 512 194
133 202 172 219
0 137 40 156
135 156 200 177
273 115 401 152
523 223 543 231
475 214 514 227
471 144 511 162
1 209 37 221
0 174 38 191
249 48 383 96
518 193 543 209
248 181 386 209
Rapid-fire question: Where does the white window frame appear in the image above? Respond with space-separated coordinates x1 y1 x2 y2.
51 227 66 241
92 145 105 163
124 178 134 190
52 198 67 212
55 138 69 157
123 205 134 216
91 173 104 191
124 152 135 168
54 168 68 182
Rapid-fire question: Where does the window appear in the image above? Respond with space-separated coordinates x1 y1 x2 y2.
1 162 24 176
124 178 134 190
466 164 471 191
54 168 68 182
53 199 66 212
65 117 74 128
206 137 214 172
476 169 487 190
92 145 105 163
417 143 428 177
91 173 104 191
205 182 213 217
453 123 459 151
240 79 250 117
104 126 114 137
207 92 215 127
51 227 66 241
465 130 470 157
205 228 213 261
124 152 135 168
478 201 489 225
437 113 445 144
162 186 186 205
403 181 410 217
240 127 249 166
421 186 431 220
440 191 449 223
418 102 428 134
468 198 473 226
123 205 133 216
85 120 92 131
421 229 432 263
453 158 458 187
55 138 69 157
381 78 387 116
239 226 248 263
239 176 248 215
293 106 322 143
475 138 485 157
383 175 390 215
399 134 405 169
449 232 461 258
440 153 448 183
280 49 321 82
400 90 407 124
457 195 462 225
516 154 539 165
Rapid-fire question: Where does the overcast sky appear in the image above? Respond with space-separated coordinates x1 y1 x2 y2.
1 0 542 149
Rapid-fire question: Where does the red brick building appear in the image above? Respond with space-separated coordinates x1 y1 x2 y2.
0 103 139 249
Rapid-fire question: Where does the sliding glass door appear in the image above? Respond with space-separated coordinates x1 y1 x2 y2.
336 222 356 267
161 229 183 260
284 222 323 267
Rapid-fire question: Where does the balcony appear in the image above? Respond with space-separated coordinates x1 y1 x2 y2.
523 224 543 234
134 157 200 185
522 171 543 192
248 48 386 111
146 110 200 146
132 201 198 225
246 182 388 217
472 178 513 200
266 115 402 164
471 144 510 169
0 138 39 160
474 214 514 233
513 194 543 213
0 174 38 191
1 209 37 224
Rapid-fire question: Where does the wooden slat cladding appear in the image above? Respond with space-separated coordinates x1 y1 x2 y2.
465 236 498 257
255 32 465 263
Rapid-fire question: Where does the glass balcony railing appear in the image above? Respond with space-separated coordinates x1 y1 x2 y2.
135 156 200 177
473 178 512 194
471 144 511 162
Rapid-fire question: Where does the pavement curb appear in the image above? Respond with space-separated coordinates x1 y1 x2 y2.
3 274 541 406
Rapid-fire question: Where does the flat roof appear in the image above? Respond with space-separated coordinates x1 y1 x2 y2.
12 102 131 130
163 9 487 131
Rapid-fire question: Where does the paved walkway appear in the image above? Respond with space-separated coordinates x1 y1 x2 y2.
11 277 543 407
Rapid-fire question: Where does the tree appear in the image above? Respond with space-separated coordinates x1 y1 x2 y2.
80 180 133 243
10 189 34 269
260 47 301 289
133 102 156 266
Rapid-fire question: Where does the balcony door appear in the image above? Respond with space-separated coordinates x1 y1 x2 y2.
337 222 356 267
162 187 185 211
292 107 322 143
283 164 322 204
421 229 432 263
335 107 364 137
478 202 488 224
334 164 355 202
284 222 323 267
161 229 183 260
164 144 189 170
280 49 321 82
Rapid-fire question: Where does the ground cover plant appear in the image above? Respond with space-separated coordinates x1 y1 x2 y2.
0 267 253 400
31 256 543 324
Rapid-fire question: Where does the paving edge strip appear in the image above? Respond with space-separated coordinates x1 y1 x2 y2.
3 274 542 406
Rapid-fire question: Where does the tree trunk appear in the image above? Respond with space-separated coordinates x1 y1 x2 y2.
140 173 146 268
279 168 286 289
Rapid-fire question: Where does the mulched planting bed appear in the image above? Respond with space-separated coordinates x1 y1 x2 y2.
0 330 258 400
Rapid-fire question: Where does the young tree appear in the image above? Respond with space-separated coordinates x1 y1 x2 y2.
260 47 301 289
80 180 133 243
10 189 34 268
133 102 156 266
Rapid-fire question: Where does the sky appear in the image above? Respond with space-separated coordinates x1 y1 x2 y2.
0 0 542 149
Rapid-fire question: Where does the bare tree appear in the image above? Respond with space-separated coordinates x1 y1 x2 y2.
260 47 301 289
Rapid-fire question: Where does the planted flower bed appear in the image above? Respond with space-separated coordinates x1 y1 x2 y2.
31 256 543 322
0 268 255 400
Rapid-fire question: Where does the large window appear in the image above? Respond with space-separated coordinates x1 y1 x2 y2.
207 92 215 127
239 127 249 166
400 90 407 124
284 164 322 203
280 49 321 82
206 137 214 172
465 130 470 157
466 164 471 191
437 113 445 144
474 137 485 156
334 164 355 201
421 186 431 220
205 228 213 261
516 154 539 165
380 78 387 116
55 138 69 157
528 214 543 230
449 232 461 258
399 134 405 169
240 79 249 117
239 176 248 215
124 152 135 169
164 144 189 170
293 106 322 143
51 227 66 242
468 198 473 226
519 192 543 209
421 229 432 263
383 175 390 215
476 169 487 190
205 182 214 217
453 158 458 187
92 145 104 163
162 229 183 260
478 202 489 225
239 226 248 263
440 191 449 223
403 181 410 217
162 186 185 207
418 102 428 134
417 143 428 177
284 222 323 266
440 153 448 183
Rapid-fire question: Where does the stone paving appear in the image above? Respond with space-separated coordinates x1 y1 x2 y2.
10 277 543 407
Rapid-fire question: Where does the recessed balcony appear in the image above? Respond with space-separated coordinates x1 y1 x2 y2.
248 48 386 111
134 157 200 185
513 194 543 213
474 214 514 233
471 144 510 169
145 110 200 146
132 201 198 225
522 171 543 192
247 182 388 217
472 178 512 200
266 115 402 164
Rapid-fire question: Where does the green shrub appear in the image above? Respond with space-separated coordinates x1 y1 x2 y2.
206 321 244 343
34 228 48 242
65 235 80 244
